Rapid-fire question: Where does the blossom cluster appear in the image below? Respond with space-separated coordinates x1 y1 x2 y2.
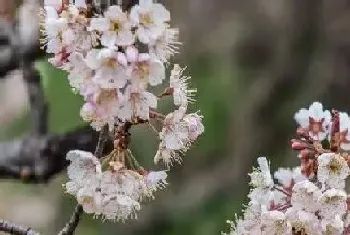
64 150 167 221
41 0 204 221
224 102 350 235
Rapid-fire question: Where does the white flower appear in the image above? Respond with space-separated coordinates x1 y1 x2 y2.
146 171 168 193
249 157 273 189
43 12 68 53
260 210 286 235
101 194 141 221
90 6 134 47
183 113 204 141
64 150 102 195
66 150 102 182
65 52 93 90
130 0 170 44
85 48 128 89
117 89 158 121
76 179 103 215
160 106 189 150
320 215 344 235
285 208 321 235
248 188 274 207
154 147 181 166
274 167 306 188
317 153 349 189
294 102 331 141
149 27 180 62
291 180 321 212
318 189 347 220
170 64 196 106
80 88 121 130
130 54 166 86
339 112 350 150
233 204 263 235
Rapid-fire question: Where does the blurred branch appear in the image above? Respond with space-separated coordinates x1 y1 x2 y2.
0 126 112 182
0 219 40 235
23 59 48 136
0 0 41 78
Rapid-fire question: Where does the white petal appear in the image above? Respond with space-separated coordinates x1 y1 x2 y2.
148 60 165 86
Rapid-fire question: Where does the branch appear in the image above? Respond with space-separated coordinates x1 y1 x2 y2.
22 60 48 136
57 205 83 235
0 0 42 78
0 219 40 235
0 126 113 182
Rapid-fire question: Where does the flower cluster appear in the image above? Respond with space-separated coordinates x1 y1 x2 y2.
64 150 167 221
224 102 350 235
41 0 204 221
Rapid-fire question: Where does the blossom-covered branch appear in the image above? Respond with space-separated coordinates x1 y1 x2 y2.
40 0 204 223
223 102 350 235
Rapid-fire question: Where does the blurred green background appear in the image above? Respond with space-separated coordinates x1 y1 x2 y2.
2 0 350 234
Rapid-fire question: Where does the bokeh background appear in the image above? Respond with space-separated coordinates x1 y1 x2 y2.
2 0 350 234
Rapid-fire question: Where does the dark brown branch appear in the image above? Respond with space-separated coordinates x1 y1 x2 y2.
0 219 40 235
0 126 113 182
22 61 48 136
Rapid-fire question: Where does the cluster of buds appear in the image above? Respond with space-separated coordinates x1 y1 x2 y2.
40 0 204 221
224 102 350 235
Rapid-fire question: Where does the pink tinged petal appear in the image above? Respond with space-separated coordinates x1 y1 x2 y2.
148 60 165 86
101 32 117 47
62 29 75 45
85 49 102 69
152 4 171 22
137 27 152 44
74 0 87 8
117 52 128 67
105 5 123 20
341 142 350 151
116 30 135 46
164 133 183 150
89 18 109 32
138 53 151 62
339 112 350 132
129 6 141 26
126 46 139 63
44 0 62 11
44 6 59 19
308 102 325 120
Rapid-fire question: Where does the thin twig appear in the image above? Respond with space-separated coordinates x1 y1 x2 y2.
94 125 109 157
57 204 84 235
0 219 40 235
